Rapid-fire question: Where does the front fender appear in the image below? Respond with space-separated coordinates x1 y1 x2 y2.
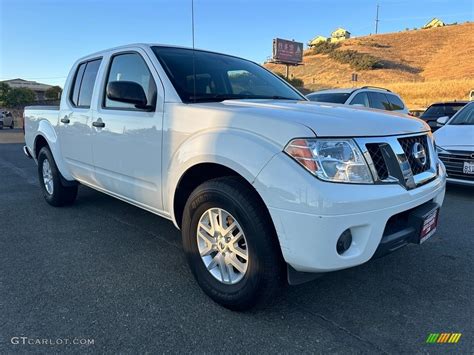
166 128 282 225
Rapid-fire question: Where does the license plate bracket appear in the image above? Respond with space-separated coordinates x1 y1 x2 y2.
407 202 440 244
419 208 439 244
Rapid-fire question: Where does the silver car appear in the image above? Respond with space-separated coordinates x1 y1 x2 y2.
0 110 14 129
306 86 409 114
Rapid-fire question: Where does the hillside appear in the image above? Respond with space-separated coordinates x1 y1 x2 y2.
265 22 474 108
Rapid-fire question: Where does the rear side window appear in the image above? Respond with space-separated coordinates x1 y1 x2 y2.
368 92 391 111
70 59 102 108
104 52 157 110
387 94 405 110
306 93 351 104
349 92 369 107
70 63 86 106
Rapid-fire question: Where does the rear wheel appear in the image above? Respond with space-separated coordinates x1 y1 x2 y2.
182 177 284 310
37 147 78 206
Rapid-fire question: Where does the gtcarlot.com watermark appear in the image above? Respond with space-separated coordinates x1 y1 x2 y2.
11 336 94 346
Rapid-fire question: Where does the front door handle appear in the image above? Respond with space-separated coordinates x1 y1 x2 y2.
60 117 70 124
92 121 105 128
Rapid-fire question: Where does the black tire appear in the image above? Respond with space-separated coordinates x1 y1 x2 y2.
37 146 78 207
182 176 285 311
10 121 14 129
0 123 3 130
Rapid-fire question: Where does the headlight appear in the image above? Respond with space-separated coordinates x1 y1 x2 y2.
284 138 373 183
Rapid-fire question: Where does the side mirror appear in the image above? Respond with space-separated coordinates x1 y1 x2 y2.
436 116 449 126
106 81 148 109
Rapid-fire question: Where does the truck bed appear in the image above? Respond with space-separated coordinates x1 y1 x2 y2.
24 106 60 158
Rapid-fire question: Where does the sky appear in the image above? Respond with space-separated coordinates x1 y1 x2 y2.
0 0 472 87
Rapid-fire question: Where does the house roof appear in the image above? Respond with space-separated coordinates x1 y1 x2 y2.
1 78 53 92
423 18 445 28
331 28 350 36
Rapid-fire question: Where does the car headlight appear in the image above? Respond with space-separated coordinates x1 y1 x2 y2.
284 138 373 183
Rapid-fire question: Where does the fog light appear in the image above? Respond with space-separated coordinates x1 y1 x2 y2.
337 229 352 255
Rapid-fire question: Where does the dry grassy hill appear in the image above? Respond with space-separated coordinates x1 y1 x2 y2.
265 22 474 108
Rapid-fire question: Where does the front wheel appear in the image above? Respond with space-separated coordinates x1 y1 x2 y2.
37 147 78 206
182 177 285 311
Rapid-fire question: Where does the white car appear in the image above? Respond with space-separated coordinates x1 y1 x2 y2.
0 110 14 129
24 44 446 310
435 102 474 185
307 87 409 114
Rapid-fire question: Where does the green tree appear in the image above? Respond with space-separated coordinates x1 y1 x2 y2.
45 86 62 100
5 87 36 107
0 82 11 105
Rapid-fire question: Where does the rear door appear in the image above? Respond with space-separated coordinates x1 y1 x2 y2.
91 49 164 211
59 58 102 181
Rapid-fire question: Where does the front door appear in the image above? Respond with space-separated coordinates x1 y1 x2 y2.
91 50 164 211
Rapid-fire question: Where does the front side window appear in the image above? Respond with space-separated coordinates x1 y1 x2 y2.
104 53 157 109
349 92 369 107
368 92 391 111
449 103 474 125
152 46 304 103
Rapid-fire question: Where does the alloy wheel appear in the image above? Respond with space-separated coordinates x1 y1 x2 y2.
196 208 249 284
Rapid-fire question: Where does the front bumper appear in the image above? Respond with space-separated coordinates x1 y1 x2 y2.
253 152 446 273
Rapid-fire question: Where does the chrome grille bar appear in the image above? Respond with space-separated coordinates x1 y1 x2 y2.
355 132 437 190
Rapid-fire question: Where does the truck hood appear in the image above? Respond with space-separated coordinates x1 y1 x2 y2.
214 100 429 137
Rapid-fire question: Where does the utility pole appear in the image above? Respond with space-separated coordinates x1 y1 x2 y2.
375 4 380 34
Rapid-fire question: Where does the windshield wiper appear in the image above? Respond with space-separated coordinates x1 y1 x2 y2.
189 94 299 103
189 94 245 102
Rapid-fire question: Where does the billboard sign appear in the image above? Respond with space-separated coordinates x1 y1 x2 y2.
272 38 303 64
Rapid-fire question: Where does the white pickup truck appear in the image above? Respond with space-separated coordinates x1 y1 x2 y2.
24 44 446 310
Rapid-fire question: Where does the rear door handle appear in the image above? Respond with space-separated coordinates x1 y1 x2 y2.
60 117 70 124
92 121 105 128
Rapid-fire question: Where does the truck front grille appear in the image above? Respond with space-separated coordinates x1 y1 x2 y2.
356 133 437 189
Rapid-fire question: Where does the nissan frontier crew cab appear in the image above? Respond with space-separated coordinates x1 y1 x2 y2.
24 44 446 310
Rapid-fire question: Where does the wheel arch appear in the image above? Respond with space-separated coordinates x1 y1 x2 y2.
33 128 74 181
172 162 275 237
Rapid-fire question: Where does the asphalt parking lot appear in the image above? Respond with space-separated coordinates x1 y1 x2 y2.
0 129 472 353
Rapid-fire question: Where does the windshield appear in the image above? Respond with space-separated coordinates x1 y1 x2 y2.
448 103 474 125
306 92 351 104
152 47 304 103
421 103 466 118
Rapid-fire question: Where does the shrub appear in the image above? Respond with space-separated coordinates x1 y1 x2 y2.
45 86 63 100
276 73 304 87
328 50 382 70
306 41 341 55
4 87 36 107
